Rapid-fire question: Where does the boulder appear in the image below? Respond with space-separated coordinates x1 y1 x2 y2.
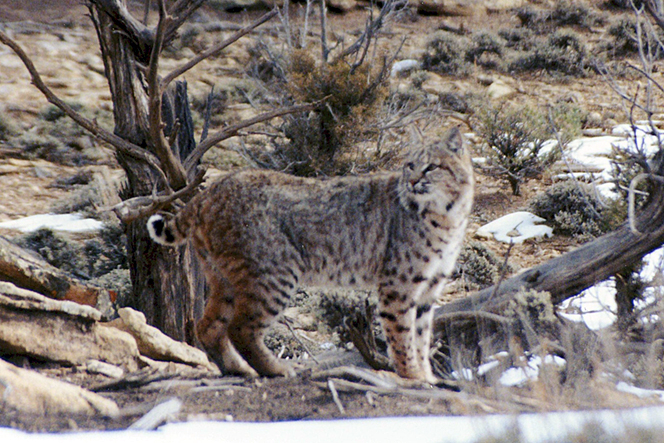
486 79 517 100
115 308 216 371
484 0 524 12
0 359 119 417
328 0 357 12
416 0 485 16
415 0 523 16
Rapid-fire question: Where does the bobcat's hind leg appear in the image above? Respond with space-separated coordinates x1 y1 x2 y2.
196 271 258 377
228 282 295 377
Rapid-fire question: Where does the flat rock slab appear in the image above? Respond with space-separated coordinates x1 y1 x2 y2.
0 358 119 417
0 282 140 370
115 307 216 371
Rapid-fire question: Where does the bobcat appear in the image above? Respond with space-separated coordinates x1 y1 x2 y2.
147 126 474 383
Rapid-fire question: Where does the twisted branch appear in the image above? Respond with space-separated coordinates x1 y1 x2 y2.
0 30 168 186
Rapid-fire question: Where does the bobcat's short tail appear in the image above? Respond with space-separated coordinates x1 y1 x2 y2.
147 214 187 246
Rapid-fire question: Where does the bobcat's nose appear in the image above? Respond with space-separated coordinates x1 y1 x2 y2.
411 179 429 194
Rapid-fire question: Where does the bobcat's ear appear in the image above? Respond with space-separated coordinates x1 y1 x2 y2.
441 126 464 154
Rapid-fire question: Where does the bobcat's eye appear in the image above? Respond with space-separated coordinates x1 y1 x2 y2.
406 162 415 170
424 164 439 174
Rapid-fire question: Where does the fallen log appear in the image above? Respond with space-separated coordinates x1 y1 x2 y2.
0 235 113 307
435 162 664 334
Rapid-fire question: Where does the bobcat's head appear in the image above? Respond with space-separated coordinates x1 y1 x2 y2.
399 126 474 217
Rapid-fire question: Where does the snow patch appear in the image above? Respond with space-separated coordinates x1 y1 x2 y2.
499 355 566 387
476 211 553 244
5 405 664 443
616 382 664 402
0 213 104 233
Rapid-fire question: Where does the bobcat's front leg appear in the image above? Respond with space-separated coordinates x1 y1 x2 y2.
378 285 436 383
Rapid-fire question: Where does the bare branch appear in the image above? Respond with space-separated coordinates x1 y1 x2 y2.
161 9 278 90
320 0 329 63
105 168 206 223
184 100 325 173
147 0 187 190
164 0 207 41
0 30 168 185
645 0 664 32
142 0 151 25
89 0 154 59
339 0 406 62
626 62 664 96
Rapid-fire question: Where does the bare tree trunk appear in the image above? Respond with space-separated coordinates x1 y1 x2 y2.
1 1 306 344
90 3 204 343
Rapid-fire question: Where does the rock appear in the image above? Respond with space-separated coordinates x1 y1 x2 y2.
487 79 517 100
0 281 101 321
484 0 524 12
0 235 113 308
116 308 216 371
416 0 485 16
0 282 141 370
586 112 603 128
391 59 421 77
415 0 523 15
0 359 119 417
420 72 450 96
86 359 124 379
328 0 357 12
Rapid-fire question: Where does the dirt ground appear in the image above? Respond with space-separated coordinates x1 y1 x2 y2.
1 0 661 433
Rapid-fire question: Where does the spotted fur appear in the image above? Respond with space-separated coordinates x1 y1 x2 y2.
148 127 474 382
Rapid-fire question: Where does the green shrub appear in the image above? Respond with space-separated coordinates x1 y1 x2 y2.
456 241 512 289
0 111 18 140
509 30 588 77
473 103 558 195
439 92 472 113
18 229 82 277
256 49 389 177
529 181 606 239
603 17 664 59
516 1 599 33
421 31 470 75
39 103 84 122
498 28 535 51
465 32 506 70
17 224 127 280
603 0 644 10
8 132 76 164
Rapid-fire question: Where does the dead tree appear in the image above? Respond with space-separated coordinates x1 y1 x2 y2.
0 1 317 343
